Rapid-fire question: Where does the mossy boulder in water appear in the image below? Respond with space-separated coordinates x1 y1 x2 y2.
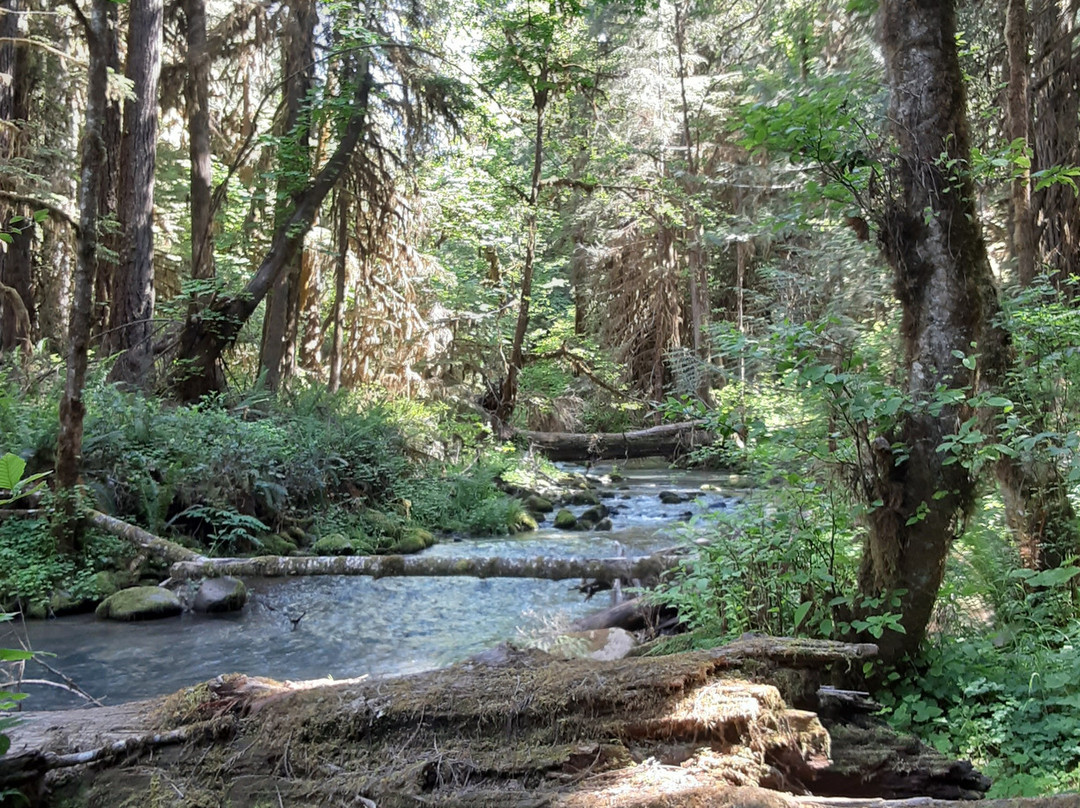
388 527 435 554
564 489 601 506
511 511 539 533
554 509 577 529
522 494 554 513
95 586 182 621
193 576 247 613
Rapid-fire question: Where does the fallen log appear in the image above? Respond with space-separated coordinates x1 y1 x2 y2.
86 510 205 564
4 636 996 808
516 420 713 462
169 552 679 583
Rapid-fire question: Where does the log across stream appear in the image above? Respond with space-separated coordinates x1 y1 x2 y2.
10 466 733 711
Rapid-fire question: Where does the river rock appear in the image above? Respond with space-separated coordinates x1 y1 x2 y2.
549 628 637 661
522 494 554 513
554 509 577 529
659 490 689 504
193 576 247 613
510 511 538 534
579 505 609 525
564 489 601 506
312 533 356 555
594 518 613 531
389 527 436 554
95 586 183 621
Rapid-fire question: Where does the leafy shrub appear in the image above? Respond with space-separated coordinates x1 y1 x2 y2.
0 517 132 610
653 479 866 642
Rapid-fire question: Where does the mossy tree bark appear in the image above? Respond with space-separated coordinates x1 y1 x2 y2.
866 0 1009 664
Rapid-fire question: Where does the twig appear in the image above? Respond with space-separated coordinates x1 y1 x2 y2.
31 656 105 707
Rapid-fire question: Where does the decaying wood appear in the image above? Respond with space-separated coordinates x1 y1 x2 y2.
168 551 678 583
86 509 204 564
516 420 713 461
3 636 997 808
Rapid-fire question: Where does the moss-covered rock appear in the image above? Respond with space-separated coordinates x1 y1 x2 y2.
554 509 577 529
311 533 356 556
511 511 539 534
579 505 609 524
388 527 436 555
594 517 613 531
259 533 299 556
522 494 554 513
95 586 182 621
565 490 601 506
659 490 689 504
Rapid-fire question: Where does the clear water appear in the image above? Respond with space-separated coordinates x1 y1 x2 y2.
6 467 741 710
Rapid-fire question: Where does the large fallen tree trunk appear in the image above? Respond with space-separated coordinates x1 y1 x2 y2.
517 420 713 462
5 635 997 807
169 552 678 583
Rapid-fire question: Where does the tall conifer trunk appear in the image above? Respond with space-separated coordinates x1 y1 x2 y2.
106 0 162 383
186 0 215 281
260 0 316 392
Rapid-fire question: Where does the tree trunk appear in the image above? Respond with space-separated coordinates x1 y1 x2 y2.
328 188 348 392
494 72 547 425
55 0 111 553
0 0 35 354
1031 0 1080 297
169 551 677 584
90 0 121 342
866 0 1007 664
515 420 713 462
185 0 215 281
259 0 316 393
1005 0 1036 287
170 65 373 402
105 0 162 384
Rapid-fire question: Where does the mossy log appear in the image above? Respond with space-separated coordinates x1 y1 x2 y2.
516 420 713 462
86 510 204 564
168 552 679 583
3 636 1001 808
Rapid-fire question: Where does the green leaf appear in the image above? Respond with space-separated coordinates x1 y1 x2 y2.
0 649 32 662
0 453 26 491
792 600 813 631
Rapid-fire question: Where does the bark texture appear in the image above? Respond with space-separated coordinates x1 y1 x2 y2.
1006 0 1036 287
167 551 678 584
0 0 34 353
185 0 215 281
1031 0 1080 295
516 421 713 461
106 0 163 383
55 0 111 551
868 0 1007 663
259 0 317 392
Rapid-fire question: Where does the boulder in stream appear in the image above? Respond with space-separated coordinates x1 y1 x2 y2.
95 586 182 621
193 576 247 614
659 490 689 504
522 494 554 513
554 508 578 529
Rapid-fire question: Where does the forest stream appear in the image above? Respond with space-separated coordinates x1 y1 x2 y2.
11 466 741 711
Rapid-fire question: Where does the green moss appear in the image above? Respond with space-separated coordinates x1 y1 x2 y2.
511 511 538 533
522 494 553 513
387 527 435 554
259 533 299 556
311 533 356 556
554 509 577 529
95 587 182 621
